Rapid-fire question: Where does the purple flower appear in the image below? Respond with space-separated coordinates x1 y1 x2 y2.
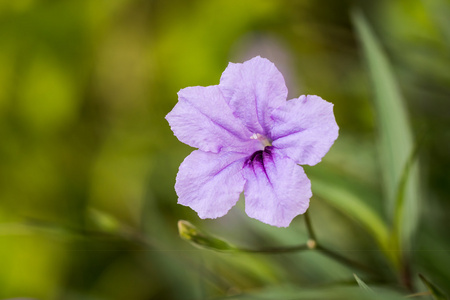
166 56 338 227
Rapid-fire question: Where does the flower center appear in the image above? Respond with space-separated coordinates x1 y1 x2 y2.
250 133 272 147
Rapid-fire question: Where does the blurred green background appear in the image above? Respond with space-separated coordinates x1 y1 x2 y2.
1 0 449 299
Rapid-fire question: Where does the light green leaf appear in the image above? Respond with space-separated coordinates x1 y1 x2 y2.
421 0 450 47
351 9 421 252
309 171 393 264
354 274 374 292
88 209 121 234
392 134 424 254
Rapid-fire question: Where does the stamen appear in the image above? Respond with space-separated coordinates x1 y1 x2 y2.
250 133 259 140
250 133 272 147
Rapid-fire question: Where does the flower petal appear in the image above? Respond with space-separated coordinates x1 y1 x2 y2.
242 147 311 227
219 56 287 135
176 150 247 219
166 86 260 153
270 95 339 166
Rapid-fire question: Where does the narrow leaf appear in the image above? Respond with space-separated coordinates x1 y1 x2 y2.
351 9 420 251
354 274 374 292
392 134 425 250
421 0 450 48
309 173 394 265
419 273 448 300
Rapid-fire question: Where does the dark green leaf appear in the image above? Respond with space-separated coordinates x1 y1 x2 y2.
419 273 448 300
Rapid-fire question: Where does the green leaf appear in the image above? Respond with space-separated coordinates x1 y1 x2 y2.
351 9 421 251
88 209 121 234
214 284 405 300
309 172 393 264
392 134 425 253
421 0 450 48
419 273 448 300
354 274 374 292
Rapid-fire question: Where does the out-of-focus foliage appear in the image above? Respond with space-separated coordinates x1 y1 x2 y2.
354 273 374 292
0 0 449 299
351 8 420 253
419 273 448 300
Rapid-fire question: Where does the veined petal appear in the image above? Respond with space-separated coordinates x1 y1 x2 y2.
166 86 260 153
219 56 287 135
242 147 311 227
176 150 247 219
270 95 339 166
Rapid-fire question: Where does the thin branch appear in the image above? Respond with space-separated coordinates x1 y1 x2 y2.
316 244 377 275
304 210 316 241
237 243 309 254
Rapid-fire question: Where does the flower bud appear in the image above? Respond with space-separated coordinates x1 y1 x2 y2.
177 220 236 251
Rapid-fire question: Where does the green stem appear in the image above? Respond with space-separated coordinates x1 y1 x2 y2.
304 210 316 241
304 210 377 276
238 243 309 254
315 244 377 275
